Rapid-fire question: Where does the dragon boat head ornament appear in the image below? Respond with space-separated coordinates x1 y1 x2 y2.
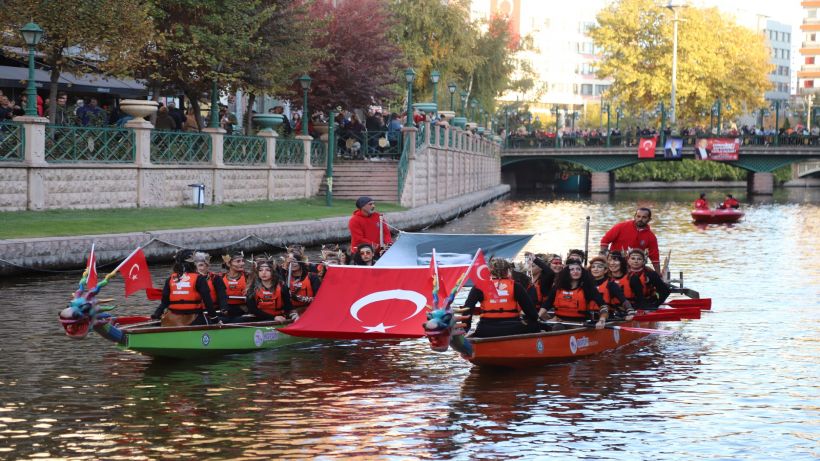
423 307 455 352
59 272 124 343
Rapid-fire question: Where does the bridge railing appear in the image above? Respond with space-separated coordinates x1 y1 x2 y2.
505 133 820 150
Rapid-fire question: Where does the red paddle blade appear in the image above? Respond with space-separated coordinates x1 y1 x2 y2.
146 287 163 301
612 325 675 335
633 307 701 322
666 298 711 310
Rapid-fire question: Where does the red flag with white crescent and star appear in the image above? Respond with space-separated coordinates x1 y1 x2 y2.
638 136 657 159
116 248 155 297
466 249 500 300
85 244 98 290
280 264 468 339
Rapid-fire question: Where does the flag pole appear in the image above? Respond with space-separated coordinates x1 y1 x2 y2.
443 249 481 309
108 246 142 278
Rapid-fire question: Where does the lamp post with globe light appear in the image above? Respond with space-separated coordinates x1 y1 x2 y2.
19 22 44 117
298 75 312 136
448 82 457 111
405 68 416 127
666 1 687 126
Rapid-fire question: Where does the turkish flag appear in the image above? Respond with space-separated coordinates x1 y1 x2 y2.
638 137 657 159
467 249 500 300
117 248 154 297
281 264 468 339
85 245 98 290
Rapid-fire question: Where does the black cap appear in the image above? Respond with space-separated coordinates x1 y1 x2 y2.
356 196 374 209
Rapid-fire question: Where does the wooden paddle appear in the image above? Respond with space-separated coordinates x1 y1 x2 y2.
559 321 675 335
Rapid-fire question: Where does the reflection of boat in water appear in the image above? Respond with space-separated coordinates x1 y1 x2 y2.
691 208 744 223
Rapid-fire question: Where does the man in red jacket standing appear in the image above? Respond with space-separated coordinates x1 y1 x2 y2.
349 196 392 255
600 207 661 272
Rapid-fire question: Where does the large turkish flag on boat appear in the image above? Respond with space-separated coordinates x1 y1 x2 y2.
281 265 468 339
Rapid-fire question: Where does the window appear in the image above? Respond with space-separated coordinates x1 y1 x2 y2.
809 9 817 19
805 80 814 89
581 84 593 95
786 50 790 60
808 56 815 65
577 42 594 54
594 84 609 96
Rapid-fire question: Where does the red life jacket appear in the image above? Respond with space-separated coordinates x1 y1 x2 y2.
595 278 618 306
612 273 634 300
255 284 284 317
479 279 520 319
533 279 547 305
554 286 600 320
694 198 708 209
222 272 247 305
168 272 204 312
623 269 655 300
289 274 315 308
203 272 218 304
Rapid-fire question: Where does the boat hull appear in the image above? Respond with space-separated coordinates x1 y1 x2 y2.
691 209 744 223
467 322 653 368
119 321 308 359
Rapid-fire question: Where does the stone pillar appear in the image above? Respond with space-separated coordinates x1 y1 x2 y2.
125 118 154 208
401 127 418 207
16 116 49 210
203 127 226 205
296 134 314 198
591 171 613 193
258 130 278 200
749 171 774 195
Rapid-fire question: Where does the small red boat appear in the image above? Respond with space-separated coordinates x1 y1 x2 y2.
466 321 657 368
691 208 744 223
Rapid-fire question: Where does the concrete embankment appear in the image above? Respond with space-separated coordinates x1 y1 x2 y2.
0 185 510 276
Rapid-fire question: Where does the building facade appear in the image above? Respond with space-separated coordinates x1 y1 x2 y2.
798 0 820 94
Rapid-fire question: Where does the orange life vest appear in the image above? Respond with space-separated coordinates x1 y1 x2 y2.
533 279 547 306
222 272 247 305
289 274 315 308
612 273 635 300
204 272 218 304
168 272 204 312
628 269 656 299
595 278 615 306
554 286 600 320
479 279 520 319
255 283 284 317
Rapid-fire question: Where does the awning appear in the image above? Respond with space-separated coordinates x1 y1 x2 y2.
0 65 147 99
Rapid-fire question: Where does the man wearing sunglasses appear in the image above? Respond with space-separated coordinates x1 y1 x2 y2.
349 196 392 256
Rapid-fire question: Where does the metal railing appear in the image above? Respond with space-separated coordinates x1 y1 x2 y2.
151 131 211 163
336 130 401 158
504 132 820 150
0 121 24 162
275 138 304 165
45 125 134 163
224 134 266 165
397 135 411 200
310 140 327 167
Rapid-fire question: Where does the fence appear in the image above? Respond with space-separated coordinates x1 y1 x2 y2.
0 121 24 162
151 131 211 163
45 125 134 163
224 134 266 165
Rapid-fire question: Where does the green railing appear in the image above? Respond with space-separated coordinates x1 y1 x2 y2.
0 122 24 162
275 138 304 165
310 140 327 167
224 134 266 165
45 125 134 163
416 123 426 149
151 131 211 164
337 130 401 158
397 135 411 200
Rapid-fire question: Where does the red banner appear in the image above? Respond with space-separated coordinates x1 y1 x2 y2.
637 137 657 158
281 265 468 339
117 248 155 297
694 138 740 161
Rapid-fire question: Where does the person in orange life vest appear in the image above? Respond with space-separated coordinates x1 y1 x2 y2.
718 193 740 209
589 256 634 321
600 207 661 272
192 251 228 314
624 248 670 310
245 258 296 322
348 196 392 255
221 250 249 318
281 251 322 314
462 258 542 338
151 249 218 327
524 252 557 310
351 243 376 266
607 252 638 309
542 260 609 330
694 193 709 210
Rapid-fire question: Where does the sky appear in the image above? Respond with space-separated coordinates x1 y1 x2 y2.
698 0 803 26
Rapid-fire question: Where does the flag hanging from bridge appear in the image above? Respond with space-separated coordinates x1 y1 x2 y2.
638 137 657 159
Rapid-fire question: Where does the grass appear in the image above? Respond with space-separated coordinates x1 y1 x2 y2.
0 198 404 240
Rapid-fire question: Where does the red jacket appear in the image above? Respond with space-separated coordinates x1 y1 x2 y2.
600 220 659 265
349 210 391 253
694 198 708 209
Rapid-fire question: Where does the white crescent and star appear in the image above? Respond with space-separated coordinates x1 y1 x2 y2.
128 263 140 280
476 264 491 281
641 140 653 150
349 289 427 333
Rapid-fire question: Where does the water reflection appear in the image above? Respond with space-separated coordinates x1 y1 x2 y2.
1 189 819 459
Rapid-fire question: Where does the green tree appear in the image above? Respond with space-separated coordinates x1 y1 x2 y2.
589 0 772 126
0 0 153 122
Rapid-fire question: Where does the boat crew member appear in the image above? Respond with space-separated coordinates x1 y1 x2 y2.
542 260 609 330
246 258 297 322
193 251 229 315
525 252 557 310
623 249 670 310
151 249 218 327
462 258 542 338
349 196 392 256
694 193 709 210
282 251 322 314
589 256 634 320
221 251 249 318
600 207 661 272
352 243 376 266
718 193 740 209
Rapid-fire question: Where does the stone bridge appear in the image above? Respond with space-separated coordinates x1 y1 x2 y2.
500 145 820 194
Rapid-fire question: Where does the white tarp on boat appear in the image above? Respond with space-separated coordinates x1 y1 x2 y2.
375 232 534 267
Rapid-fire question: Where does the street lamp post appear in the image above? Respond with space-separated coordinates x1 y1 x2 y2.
658 102 666 146
298 74 312 136
326 109 336 207
616 106 623 131
405 68 416 127
771 100 786 146
709 105 716 134
666 1 686 125
447 82 457 111
430 70 440 116
209 65 223 130
470 98 478 123
570 111 578 132
19 22 44 117
459 91 468 118
553 106 561 149
602 102 611 147
714 98 722 135
807 94 815 133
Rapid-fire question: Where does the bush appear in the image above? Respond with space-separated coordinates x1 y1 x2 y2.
615 159 747 182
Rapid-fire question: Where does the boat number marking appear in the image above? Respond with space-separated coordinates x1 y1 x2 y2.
254 329 279 347
536 338 544 354
201 333 211 347
613 328 620 344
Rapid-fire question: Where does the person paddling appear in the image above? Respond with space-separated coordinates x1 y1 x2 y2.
193 251 229 316
221 251 249 319
245 257 297 323
282 251 322 315
541 259 609 330
589 256 634 321
718 193 740 209
694 193 709 210
151 249 218 327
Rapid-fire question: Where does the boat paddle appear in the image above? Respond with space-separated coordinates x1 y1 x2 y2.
583 216 590 263
632 307 701 322
558 321 675 335
665 298 711 310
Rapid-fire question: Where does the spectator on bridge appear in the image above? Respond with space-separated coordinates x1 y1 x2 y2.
77 98 107 126
168 102 186 130
155 105 177 131
599 207 661 273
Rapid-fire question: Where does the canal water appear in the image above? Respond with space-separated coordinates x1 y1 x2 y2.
1 188 818 460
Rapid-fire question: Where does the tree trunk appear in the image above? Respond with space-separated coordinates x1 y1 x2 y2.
188 91 203 131
150 83 161 125
245 93 256 135
46 49 63 123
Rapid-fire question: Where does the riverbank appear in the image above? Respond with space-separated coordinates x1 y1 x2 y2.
0 185 510 275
